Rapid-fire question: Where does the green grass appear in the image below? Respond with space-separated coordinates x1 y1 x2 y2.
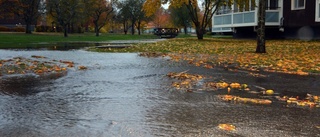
0 32 159 48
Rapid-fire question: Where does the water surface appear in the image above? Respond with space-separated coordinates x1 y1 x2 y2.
0 49 319 137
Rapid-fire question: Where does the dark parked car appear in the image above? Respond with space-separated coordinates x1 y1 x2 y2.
154 28 179 38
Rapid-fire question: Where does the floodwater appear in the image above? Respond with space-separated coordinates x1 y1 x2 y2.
0 48 320 137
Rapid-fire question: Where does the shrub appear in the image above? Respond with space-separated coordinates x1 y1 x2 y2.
0 26 11 31
12 27 25 32
100 28 107 33
36 26 51 32
206 32 213 35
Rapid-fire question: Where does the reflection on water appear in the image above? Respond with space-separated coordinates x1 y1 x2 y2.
0 73 67 96
0 49 319 136
0 42 98 50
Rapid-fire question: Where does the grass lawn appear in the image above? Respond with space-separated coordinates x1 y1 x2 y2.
93 37 320 74
0 32 160 48
1 32 319 74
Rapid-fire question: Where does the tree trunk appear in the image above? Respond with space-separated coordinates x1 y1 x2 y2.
196 26 204 40
123 21 127 34
94 22 99 36
95 26 99 36
194 21 204 40
137 21 141 35
63 25 68 37
131 21 135 35
256 0 266 53
25 23 32 34
184 25 187 35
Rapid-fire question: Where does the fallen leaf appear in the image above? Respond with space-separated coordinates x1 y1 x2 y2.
265 90 274 95
219 95 272 105
218 124 236 131
230 83 241 89
31 55 47 58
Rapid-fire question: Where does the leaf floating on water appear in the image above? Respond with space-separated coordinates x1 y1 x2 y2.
60 60 74 64
167 71 203 81
0 56 85 78
218 124 236 131
218 95 272 105
138 52 167 58
31 55 47 59
7 70 15 74
167 71 204 92
278 93 320 108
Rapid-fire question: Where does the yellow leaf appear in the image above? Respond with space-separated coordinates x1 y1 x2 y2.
230 83 241 89
218 124 236 131
265 90 274 95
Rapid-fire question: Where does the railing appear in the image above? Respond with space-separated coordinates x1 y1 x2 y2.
213 7 281 28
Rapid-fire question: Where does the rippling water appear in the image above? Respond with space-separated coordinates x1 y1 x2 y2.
0 49 319 137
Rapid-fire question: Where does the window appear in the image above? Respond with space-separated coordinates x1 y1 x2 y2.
269 0 279 10
316 0 320 22
292 0 305 10
266 0 279 10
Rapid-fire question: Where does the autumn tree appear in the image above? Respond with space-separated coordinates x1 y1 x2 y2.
47 0 83 37
115 1 129 34
143 0 222 39
168 4 192 34
118 0 147 35
115 10 130 34
0 0 4 19
83 0 114 36
1 0 42 34
152 8 171 28
134 0 150 35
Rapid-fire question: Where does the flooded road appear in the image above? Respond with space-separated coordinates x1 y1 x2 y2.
0 49 319 137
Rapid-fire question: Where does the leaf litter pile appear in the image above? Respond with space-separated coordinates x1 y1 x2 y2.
100 38 320 75
0 55 87 78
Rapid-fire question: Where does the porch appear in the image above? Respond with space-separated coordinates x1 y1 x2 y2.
212 0 283 33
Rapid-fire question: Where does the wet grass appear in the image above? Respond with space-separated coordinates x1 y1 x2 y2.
93 37 320 74
0 32 159 48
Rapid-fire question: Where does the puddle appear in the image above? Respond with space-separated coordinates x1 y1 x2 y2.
0 49 319 136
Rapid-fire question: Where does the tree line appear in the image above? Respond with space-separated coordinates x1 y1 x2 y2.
0 0 193 37
0 0 266 53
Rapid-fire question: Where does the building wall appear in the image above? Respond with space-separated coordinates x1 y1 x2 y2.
281 0 320 39
233 0 320 40
283 0 320 27
233 26 285 39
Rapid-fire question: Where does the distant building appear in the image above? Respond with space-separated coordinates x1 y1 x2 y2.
0 0 46 31
212 0 320 40
0 12 25 28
